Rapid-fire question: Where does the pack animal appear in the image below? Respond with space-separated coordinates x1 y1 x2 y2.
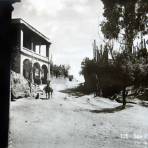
44 84 53 99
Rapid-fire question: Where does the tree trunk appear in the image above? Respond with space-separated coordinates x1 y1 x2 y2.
122 87 127 108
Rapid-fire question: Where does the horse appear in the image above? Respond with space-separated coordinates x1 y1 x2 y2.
44 84 53 99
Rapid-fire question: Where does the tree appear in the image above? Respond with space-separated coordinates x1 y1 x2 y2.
80 0 148 108
50 63 70 78
100 0 148 106
101 0 148 54
80 52 134 107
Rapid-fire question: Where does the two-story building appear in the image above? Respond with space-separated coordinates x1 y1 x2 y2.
11 18 51 84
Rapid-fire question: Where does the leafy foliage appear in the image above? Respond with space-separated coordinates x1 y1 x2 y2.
50 63 70 78
80 0 148 103
80 54 134 97
101 0 148 53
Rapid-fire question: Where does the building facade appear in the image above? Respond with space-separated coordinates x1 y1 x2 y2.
11 18 51 84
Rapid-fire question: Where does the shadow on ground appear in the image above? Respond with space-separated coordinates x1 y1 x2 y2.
40 97 48 100
89 105 133 113
74 105 133 114
39 97 53 100
60 89 86 97
140 101 148 107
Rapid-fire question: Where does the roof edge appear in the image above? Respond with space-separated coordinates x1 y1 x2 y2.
12 18 51 43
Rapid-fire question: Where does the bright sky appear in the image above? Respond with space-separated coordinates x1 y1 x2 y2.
12 0 104 81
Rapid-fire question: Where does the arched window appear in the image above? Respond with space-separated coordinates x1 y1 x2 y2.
23 59 32 81
41 65 48 84
33 62 41 84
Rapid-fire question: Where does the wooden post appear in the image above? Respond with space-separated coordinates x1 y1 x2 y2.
31 41 34 51
20 28 23 51
46 44 50 81
39 44 41 54
20 29 23 76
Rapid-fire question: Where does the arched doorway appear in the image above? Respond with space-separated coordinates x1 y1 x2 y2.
33 62 41 84
41 65 48 84
23 59 32 81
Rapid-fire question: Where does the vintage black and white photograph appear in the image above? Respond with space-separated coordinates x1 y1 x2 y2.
0 0 148 148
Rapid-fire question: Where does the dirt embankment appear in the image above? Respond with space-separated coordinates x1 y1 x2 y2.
10 71 41 99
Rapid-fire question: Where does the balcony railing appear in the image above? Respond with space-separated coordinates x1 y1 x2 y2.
21 47 49 63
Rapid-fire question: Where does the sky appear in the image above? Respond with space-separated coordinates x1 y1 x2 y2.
12 0 104 81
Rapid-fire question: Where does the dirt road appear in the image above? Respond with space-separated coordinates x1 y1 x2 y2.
9 81 148 148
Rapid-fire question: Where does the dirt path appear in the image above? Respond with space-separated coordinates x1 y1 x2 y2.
9 90 148 148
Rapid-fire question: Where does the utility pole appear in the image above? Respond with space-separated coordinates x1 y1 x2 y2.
0 1 20 148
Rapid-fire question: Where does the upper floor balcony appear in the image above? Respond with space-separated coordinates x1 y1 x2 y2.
11 18 51 63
